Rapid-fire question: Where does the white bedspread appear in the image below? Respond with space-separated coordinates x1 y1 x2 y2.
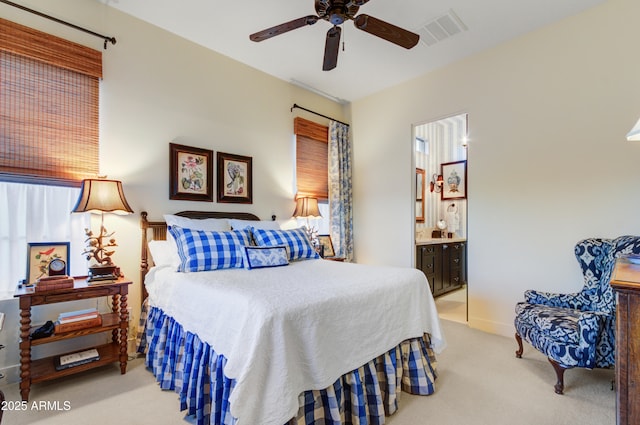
145 259 445 425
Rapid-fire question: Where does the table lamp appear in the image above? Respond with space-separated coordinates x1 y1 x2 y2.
292 196 322 252
627 117 640 141
72 178 133 280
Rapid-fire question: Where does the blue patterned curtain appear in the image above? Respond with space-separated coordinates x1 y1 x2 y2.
328 121 354 261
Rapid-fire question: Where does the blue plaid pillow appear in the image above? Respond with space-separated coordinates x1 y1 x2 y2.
242 246 289 270
251 227 320 261
168 226 251 272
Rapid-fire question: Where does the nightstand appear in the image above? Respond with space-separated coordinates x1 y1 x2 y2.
14 277 131 401
324 257 345 262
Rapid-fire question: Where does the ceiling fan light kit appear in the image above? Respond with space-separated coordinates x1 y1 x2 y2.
249 0 420 71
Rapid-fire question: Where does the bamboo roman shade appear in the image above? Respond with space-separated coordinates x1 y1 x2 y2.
294 117 328 200
0 18 101 186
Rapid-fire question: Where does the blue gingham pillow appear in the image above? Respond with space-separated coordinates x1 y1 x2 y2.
242 246 289 270
251 227 320 261
168 226 251 272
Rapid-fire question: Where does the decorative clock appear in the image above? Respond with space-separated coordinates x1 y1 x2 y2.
48 258 67 276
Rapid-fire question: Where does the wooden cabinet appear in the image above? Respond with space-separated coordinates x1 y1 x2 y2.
416 241 466 297
610 260 640 425
14 277 131 401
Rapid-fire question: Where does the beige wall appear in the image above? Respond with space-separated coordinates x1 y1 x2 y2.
0 0 346 375
351 0 640 336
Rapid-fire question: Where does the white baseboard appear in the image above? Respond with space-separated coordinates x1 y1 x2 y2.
0 364 20 385
467 316 515 339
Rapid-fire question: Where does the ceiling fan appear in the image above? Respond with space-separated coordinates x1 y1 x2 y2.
249 0 420 71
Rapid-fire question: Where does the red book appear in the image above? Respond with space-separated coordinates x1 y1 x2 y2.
54 316 102 334
35 278 74 292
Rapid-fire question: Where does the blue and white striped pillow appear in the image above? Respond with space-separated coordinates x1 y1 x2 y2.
242 246 289 269
251 227 320 261
168 226 251 272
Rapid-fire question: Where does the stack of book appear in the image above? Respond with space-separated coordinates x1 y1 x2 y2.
54 308 102 334
35 275 74 292
55 348 100 371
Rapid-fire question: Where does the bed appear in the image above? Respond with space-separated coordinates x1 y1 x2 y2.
138 211 445 425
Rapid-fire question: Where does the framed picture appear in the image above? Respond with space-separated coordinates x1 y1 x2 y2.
217 152 253 204
441 160 467 200
416 168 425 223
318 235 335 258
169 143 214 202
416 168 424 201
26 242 70 283
416 200 424 223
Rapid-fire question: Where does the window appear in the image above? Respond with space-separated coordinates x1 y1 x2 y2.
0 17 101 186
294 117 328 200
0 182 89 299
0 19 100 297
293 117 330 232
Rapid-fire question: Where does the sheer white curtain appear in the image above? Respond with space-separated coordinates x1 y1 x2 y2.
0 182 89 299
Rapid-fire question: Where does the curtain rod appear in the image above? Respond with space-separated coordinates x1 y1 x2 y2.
1 0 116 49
291 104 349 127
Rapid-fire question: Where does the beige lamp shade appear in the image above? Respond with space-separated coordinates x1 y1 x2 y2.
292 197 321 218
627 118 640 141
72 179 133 215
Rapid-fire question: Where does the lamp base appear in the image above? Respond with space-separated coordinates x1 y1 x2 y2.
88 265 120 282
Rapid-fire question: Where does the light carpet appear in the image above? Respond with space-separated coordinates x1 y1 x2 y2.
0 319 614 425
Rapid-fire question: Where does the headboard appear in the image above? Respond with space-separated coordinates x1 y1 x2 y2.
140 210 262 303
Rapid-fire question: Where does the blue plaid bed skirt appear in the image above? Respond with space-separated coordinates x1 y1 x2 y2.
140 306 437 425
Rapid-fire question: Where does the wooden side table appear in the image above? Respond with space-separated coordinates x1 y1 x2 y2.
610 259 640 425
14 277 131 401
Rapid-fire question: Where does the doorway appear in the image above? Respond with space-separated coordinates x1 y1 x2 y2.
414 113 468 323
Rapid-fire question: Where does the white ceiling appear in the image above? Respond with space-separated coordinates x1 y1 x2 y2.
102 0 606 103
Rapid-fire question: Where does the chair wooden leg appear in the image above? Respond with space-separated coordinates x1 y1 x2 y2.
515 332 524 358
548 358 567 394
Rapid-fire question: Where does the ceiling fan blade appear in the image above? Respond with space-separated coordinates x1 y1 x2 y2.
353 14 419 49
250 15 318 42
322 26 342 71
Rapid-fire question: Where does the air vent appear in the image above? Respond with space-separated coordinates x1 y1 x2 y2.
417 9 468 47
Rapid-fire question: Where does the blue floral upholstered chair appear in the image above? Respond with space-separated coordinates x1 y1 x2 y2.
514 235 640 394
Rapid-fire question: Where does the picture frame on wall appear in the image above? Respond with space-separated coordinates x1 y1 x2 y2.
441 160 467 200
416 168 425 223
416 200 424 223
318 235 335 258
217 152 253 204
169 143 214 202
26 242 70 284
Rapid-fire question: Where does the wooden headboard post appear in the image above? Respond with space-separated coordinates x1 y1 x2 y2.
140 211 170 303
140 210 264 305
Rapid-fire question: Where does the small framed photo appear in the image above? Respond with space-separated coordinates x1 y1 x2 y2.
318 235 335 258
416 200 424 223
26 242 70 283
441 160 467 200
416 168 424 201
169 143 214 202
217 152 253 204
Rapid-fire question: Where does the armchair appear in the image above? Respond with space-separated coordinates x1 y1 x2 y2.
514 235 640 394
